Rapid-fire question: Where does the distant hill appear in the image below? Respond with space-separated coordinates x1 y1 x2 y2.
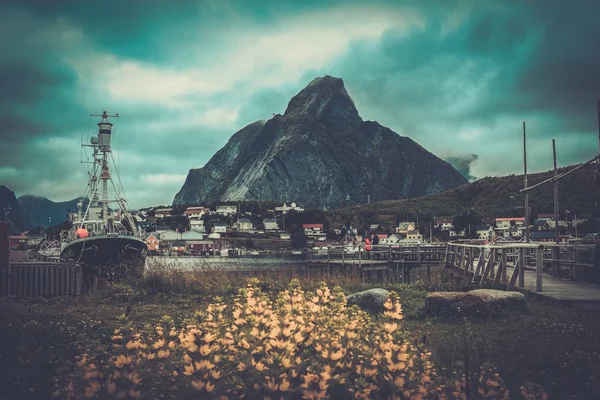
0 185 28 233
18 195 86 228
327 163 600 228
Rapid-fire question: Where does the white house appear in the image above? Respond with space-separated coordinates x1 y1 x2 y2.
190 219 205 232
435 217 454 231
154 208 173 218
216 205 237 215
213 223 227 233
237 218 253 232
386 234 403 244
303 224 323 234
476 226 494 240
263 218 279 231
396 222 416 234
406 231 423 242
280 233 291 240
184 206 209 218
275 202 304 213
208 232 221 239
495 217 525 230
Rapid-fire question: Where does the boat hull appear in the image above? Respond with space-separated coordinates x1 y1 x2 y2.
60 235 147 269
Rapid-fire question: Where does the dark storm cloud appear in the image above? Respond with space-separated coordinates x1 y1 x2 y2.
1 0 598 207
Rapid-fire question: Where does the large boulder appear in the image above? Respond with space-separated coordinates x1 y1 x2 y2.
346 288 390 312
425 289 526 315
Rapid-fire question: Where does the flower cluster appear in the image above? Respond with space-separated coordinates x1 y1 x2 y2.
52 279 536 399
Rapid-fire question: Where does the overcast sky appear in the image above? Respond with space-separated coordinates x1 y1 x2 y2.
1 0 599 209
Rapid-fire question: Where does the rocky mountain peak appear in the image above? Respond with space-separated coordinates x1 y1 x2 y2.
284 75 360 127
173 76 468 209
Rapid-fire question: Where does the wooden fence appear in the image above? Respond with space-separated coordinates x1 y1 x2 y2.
0 262 83 297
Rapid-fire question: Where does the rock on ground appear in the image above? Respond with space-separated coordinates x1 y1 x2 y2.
346 288 390 312
425 289 526 315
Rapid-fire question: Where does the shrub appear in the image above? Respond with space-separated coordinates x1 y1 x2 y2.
52 280 542 399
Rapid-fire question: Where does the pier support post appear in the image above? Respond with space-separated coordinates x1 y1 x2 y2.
536 246 544 292
519 248 525 288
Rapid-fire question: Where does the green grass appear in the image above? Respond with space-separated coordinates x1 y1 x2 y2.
1 265 599 399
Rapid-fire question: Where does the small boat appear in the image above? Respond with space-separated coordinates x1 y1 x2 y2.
60 112 147 274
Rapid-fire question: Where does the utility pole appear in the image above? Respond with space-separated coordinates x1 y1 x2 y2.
523 121 530 243
553 139 559 244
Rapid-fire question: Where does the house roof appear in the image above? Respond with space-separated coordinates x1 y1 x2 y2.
214 223 227 226
496 217 525 222
532 231 558 239
537 213 554 219
303 224 323 228
186 240 213 245
436 217 453 224
263 218 277 223
238 218 251 223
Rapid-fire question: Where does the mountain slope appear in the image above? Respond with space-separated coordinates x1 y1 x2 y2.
18 195 84 227
174 75 467 209
327 163 600 227
0 185 28 233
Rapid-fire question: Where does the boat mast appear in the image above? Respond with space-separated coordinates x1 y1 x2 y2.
94 111 118 233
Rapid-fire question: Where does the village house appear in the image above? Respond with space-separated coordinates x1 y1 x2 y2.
184 206 209 218
544 220 569 232
435 217 454 231
213 223 227 233
475 226 494 240
145 233 160 253
280 233 291 240
208 232 221 239
531 231 569 243
375 233 388 244
154 208 173 218
396 222 416 235
406 231 423 242
275 202 304 214
157 230 182 242
170 241 187 253
385 234 403 244
237 218 253 232
303 223 323 234
495 217 525 230
263 218 279 231
186 240 214 252
137 220 157 232
190 218 205 232
369 224 382 232
536 213 555 221
216 205 237 216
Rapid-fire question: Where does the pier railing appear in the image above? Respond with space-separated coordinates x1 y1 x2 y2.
446 242 598 292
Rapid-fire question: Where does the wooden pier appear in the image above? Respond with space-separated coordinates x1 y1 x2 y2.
304 244 447 283
446 242 600 303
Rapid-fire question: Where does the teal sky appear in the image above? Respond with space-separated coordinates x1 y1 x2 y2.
1 0 599 209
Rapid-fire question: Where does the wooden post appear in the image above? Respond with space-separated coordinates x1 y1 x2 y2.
341 244 345 267
552 139 559 244
536 246 544 292
327 247 331 272
501 248 507 284
552 246 559 278
524 121 530 243
358 244 362 268
519 247 525 288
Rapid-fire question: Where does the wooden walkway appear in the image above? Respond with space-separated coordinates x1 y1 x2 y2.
447 243 600 303
304 243 600 302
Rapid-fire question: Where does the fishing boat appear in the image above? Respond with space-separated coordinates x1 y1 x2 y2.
60 111 147 274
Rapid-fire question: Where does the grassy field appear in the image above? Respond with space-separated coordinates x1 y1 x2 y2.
1 265 599 399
